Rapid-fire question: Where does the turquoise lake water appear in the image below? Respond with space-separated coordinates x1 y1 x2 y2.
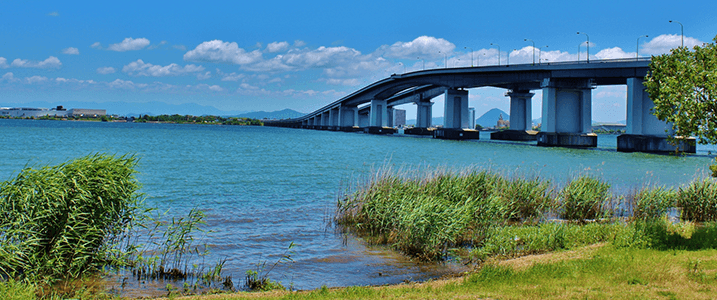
1 119 714 293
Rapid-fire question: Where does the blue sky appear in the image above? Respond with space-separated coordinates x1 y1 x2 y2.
1 0 715 121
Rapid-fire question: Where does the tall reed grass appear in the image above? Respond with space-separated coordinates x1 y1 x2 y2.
0 153 142 280
337 165 717 261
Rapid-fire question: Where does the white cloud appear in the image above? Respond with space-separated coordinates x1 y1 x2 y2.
216 69 245 81
294 40 306 47
266 41 289 53
62 47 79 55
108 79 140 89
48 12 59 17
641 34 705 55
1 72 14 82
377 36 455 59
197 71 211 80
25 76 49 84
10 56 62 69
195 84 224 92
96 67 116 74
595 47 634 60
321 78 361 86
91 42 102 49
184 40 263 65
107 37 151 52
240 83 259 90
173 45 187 51
0 57 7 68
122 59 205 77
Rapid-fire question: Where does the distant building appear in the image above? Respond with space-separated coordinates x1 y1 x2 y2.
496 114 510 128
0 105 105 118
394 109 406 127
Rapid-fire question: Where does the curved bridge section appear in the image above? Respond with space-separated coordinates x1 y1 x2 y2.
266 58 695 153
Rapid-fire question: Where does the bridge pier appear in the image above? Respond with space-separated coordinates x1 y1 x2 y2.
434 88 479 140
366 99 395 134
338 105 361 132
405 100 435 135
537 78 597 148
491 90 538 141
618 78 695 153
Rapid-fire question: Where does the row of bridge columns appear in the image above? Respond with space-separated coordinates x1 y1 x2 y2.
298 77 694 153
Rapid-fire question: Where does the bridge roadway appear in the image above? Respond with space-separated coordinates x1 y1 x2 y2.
266 58 695 153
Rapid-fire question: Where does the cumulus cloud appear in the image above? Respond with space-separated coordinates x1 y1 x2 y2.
62 47 79 55
122 59 205 77
0 57 7 68
96 67 116 74
197 71 211 80
595 47 634 59
25 76 49 84
1 72 14 82
91 42 102 49
266 41 289 53
107 37 151 52
216 69 245 81
641 34 705 55
195 83 224 92
184 40 263 65
11 56 62 69
377 36 455 59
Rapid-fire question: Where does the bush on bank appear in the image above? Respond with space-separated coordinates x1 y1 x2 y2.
336 166 717 261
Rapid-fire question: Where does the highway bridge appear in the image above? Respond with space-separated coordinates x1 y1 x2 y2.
266 58 695 153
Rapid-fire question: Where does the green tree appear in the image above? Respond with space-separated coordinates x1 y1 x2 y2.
644 35 717 145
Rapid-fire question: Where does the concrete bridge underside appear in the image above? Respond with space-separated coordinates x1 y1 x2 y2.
274 59 694 153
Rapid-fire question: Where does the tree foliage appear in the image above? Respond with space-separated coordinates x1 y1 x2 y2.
644 35 717 145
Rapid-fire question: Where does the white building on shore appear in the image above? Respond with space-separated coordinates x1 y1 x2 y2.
0 106 106 118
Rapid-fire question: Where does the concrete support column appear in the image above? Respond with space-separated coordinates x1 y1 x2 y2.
618 77 695 153
338 105 361 131
386 107 394 128
537 78 596 147
358 112 369 128
328 109 336 128
415 101 433 128
369 99 388 127
443 88 470 129
507 91 534 131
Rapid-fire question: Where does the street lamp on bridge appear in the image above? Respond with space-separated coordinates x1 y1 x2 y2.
464 46 474 67
539 45 548 64
417 57 425 70
636 35 648 59
524 38 535 65
490 43 500 66
669 20 684 48
577 32 590 63
438 50 447 68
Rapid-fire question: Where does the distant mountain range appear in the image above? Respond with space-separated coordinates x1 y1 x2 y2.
233 109 305 120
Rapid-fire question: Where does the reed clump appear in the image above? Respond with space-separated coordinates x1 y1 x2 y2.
0 153 142 280
557 176 611 222
337 165 717 262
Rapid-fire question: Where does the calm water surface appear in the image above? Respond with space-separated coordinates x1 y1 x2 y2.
1 119 714 293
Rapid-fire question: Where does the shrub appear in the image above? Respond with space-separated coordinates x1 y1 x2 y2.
631 187 676 220
0 153 143 280
676 179 717 222
558 176 611 222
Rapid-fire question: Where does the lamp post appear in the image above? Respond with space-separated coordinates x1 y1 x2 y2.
464 46 474 67
577 32 589 62
490 43 500 66
438 51 447 68
508 49 515 65
539 45 548 64
669 20 684 48
636 35 648 59
417 57 424 70
524 38 535 65
477 52 484 67
398 62 405 73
